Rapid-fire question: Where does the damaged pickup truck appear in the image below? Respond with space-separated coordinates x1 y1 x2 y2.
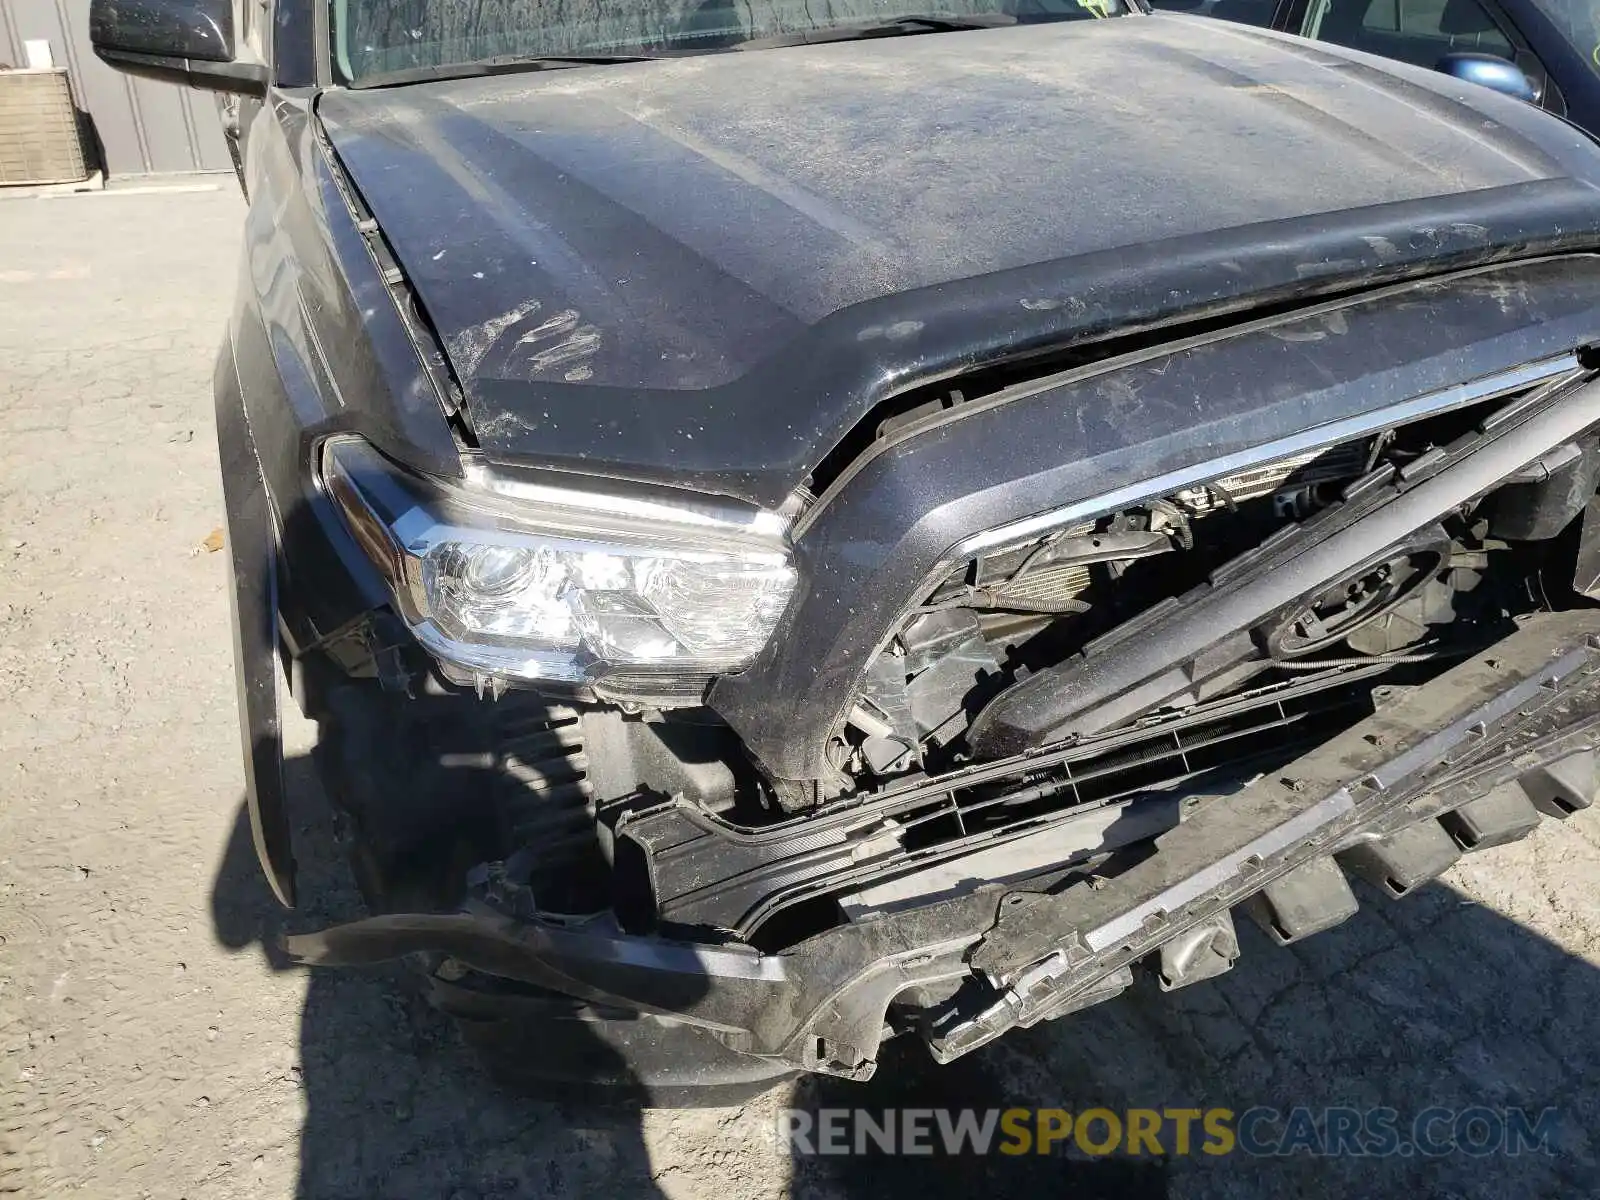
95 0 1600 1096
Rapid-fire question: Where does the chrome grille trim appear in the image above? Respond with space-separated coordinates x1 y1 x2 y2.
952 354 1582 559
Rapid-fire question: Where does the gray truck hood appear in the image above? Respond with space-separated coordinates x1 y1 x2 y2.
318 14 1600 505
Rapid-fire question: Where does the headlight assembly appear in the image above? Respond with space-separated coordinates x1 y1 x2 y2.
319 436 797 700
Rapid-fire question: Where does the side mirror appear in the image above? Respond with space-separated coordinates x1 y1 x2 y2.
89 0 267 95
1434 52 1537 103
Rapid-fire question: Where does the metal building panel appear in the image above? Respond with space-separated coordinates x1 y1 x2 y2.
0 0 231 177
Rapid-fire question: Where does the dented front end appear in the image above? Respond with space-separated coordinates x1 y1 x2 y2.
288 612 1600 1077
264 252 1600 1083
187 10 1600 1094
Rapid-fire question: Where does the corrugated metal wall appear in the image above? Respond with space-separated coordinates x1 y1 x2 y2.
0 0 231 177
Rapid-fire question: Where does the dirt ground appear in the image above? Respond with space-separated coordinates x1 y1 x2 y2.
3 185 1600 1200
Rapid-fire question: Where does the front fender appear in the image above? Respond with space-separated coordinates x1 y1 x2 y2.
215 336 296 907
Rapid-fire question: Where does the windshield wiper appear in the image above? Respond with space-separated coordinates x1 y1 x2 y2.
733 14 1018 50
350 53 659 90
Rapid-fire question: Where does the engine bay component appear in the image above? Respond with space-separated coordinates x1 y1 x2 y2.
965 381 1600 756
1169 441 1370 515
1260 529 1451 659
838 443 1387 783
1485 437 1600 540
615 660 1392 935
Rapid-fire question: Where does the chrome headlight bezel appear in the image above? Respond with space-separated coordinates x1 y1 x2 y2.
318 436 798 701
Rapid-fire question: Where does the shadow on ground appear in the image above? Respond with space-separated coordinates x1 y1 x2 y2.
209 754 1600 1199
210 756 674 1199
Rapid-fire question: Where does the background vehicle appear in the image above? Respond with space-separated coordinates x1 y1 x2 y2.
1151 0 1600 134
90 0 1600 1099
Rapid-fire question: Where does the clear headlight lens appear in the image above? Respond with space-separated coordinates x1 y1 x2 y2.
425 544 580 645
320 437 797 694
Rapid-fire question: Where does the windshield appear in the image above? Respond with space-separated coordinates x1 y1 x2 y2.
331 0 1126 85
1525 0 1600 75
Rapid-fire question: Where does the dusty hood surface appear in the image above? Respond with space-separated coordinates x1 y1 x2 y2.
318 14 1600 504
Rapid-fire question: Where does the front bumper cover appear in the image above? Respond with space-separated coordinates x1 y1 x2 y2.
284 611 1600 1079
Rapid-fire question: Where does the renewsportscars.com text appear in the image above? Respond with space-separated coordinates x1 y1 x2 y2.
779 1106 1560 1158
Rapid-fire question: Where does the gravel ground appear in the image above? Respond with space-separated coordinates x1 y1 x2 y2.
3 185 1600 1200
